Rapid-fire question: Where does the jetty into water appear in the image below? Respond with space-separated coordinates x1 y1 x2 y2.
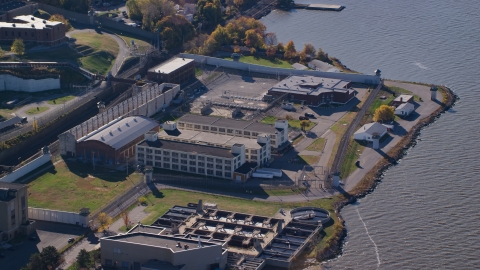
294 3 345 11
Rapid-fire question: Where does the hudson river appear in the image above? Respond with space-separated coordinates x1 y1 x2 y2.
262 0 480 268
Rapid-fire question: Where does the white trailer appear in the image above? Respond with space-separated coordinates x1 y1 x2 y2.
256 168 282 177
252 172 274 179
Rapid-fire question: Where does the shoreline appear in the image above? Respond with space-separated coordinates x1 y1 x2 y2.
316 84 458 262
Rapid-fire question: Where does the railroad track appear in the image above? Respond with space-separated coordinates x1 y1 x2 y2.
330 81 383 174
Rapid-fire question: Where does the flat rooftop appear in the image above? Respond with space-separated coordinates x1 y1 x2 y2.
0 15 62 29
148 58 194 74
178 115 283 133
138 138 236 158
158 129 264 149
269 75 351 96
104 232 218 252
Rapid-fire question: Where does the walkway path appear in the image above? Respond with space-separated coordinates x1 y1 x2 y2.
109 205 148 233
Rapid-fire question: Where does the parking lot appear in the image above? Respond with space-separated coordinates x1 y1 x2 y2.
1 221 88 270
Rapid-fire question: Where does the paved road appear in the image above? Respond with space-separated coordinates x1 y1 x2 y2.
109 205 148 233
58 233 101 270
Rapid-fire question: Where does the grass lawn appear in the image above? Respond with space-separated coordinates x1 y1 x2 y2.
306 137 326 152
23 161 142 212
195 67 203 77
261 116 315 131
70 32 119 75
223 55 292 69
47 95 76 105
103 27 152 53
339 139 366 178
26 106 49 114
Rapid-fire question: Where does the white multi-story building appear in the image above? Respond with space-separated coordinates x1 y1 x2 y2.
136 126 270 181
176 115 289 151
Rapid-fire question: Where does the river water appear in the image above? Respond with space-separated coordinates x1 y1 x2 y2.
261 0 480 269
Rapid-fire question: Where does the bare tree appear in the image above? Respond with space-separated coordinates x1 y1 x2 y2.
264 32 278 46
121 209 131 230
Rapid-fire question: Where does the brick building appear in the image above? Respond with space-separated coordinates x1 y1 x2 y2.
147 57 195 84
268 75 355 106
0 15 66 46
76 116 159 165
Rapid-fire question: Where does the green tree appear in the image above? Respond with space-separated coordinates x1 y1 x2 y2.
77 249 92 268
11 39 25 55
197 0 223 27
373 105 395 122
244 29 264 48
300 120 310 131
40 246 61 269
156 15 196 50
126 0 142 20
315 47 329 62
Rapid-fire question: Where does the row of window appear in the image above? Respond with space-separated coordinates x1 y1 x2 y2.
4 31 52 38
138 147 234 164
140 160 233 178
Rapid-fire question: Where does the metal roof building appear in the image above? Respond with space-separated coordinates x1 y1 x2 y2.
147 57 195 84
76 116 159 165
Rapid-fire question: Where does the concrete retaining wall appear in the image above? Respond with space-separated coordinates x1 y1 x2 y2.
0 74 60 92
0 153 51 183
180 53 381 84
28 207 88 226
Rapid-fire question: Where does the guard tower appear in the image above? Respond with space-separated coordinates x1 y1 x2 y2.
374 69 382 77
372 134 381 150
430 85 438 100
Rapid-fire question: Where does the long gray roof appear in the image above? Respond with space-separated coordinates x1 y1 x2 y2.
355 122 387 136
269 75 350 96
78 116 158 150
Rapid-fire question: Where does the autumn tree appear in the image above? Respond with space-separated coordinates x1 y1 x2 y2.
138 0 176 30
249 47 256 55
96 212 112 232
302 43 316 56
121 209 132 230
49 14 72 31
373 105 395 122
276 42 285 52
11 39 25 55
234 0 243 8
299 51 307 63
156 15 196 51
244 29 264 48
197 0 222 27
265 46 277 58
284 40 296 59
0 48 4 59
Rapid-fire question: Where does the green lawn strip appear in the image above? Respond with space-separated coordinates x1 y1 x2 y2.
80 51 115 75
261 116 276 125
47 95 76 105
306 137 326 152
339 139 366 178
26 106 49 114
22 46 80 63
24 161 142 212
222 55 292 69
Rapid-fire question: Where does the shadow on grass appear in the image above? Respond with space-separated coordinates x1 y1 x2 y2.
63 160 130 183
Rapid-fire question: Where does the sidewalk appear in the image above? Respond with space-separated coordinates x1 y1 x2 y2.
109 205 148 233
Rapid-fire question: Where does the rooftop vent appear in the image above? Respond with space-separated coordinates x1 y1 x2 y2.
31 24 34 28
109 130 113 136
31 16 34 20
12 23 15 27
43 20 46 24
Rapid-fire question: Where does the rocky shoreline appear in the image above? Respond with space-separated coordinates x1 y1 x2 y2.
316 84 458 262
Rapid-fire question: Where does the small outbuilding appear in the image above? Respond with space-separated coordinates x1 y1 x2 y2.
147 57 195 84
395 102 415 117
354 122 387 142
391 94 414 107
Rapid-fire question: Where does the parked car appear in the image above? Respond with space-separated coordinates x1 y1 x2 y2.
305 113 315 118
68 238 75 243
299 116 309 120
